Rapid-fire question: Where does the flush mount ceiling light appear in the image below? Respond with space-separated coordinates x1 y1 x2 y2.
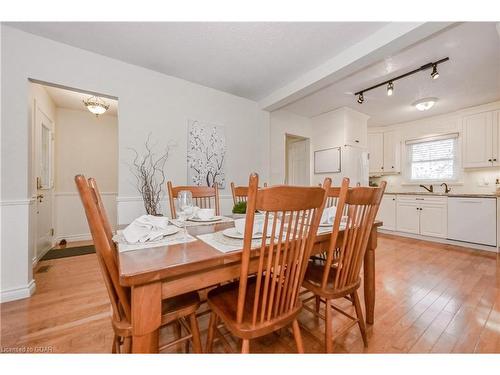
83 96 109 116
387 81 394 96
354 57 449 104
413 97 438 111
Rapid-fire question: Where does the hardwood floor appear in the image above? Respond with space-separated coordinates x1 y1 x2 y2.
1 234 499 353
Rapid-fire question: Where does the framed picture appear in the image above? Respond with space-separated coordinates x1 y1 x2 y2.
314 147 341 174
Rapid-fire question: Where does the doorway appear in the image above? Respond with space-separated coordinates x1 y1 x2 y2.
285 134 310 186
29 79 118 264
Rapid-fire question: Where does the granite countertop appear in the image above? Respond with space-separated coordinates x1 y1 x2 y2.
384 191 498 198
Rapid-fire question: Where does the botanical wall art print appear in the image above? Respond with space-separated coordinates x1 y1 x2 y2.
187 120 226 188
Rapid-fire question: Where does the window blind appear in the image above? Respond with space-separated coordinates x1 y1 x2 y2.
406 134 459 181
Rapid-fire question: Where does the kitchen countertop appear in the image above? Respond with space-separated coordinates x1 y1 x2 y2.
384 191 498 198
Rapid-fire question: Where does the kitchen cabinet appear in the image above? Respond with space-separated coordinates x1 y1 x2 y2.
463 111 499 168
368 131 400 175
368 133 384 174
377 194 396 231
396 201 420 234
312 107 369 150
419 204 448 238
383 131 401 174
396 195 447 238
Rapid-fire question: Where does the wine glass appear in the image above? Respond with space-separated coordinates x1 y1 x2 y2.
177 190 193 240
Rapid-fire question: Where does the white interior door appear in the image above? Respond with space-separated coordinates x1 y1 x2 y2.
35 105 55 260
287 138 309 186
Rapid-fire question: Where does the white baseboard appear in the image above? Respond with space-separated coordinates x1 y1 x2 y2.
379 229 499 253
54 233 93 243
0 279 36 303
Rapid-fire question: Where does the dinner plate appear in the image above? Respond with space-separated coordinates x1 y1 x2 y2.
188 216 223 223
222 227 261 240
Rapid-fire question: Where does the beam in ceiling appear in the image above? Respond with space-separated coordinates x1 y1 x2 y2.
259 22 456 111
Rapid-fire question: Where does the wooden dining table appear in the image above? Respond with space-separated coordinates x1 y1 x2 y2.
118 219 382 353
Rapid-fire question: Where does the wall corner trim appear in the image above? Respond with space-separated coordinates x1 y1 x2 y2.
0 279 36 303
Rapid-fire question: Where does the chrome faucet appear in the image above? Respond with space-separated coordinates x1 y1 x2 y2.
440 182 451 193
419 184 433 193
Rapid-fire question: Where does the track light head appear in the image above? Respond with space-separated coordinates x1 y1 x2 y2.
357 92 364 104
387 81 394 96
431 64 439 80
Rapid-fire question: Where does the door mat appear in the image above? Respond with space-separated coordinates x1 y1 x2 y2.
40 245 96 261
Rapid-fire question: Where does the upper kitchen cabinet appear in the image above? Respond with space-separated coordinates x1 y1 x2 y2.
463 110 499 168
368 132 384 174
368 130 401 175
312 107 369 149
383 130 401 174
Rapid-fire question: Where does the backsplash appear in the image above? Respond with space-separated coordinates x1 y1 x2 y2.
371 168 500 194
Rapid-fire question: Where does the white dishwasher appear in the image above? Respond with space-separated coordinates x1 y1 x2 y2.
447 197 497 246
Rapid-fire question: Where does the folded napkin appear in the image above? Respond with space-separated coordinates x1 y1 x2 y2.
122 215 169 243
320 206 337 225
234 216 281 236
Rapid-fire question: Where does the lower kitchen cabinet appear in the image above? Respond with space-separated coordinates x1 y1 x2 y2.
419 204 448 238
396 195 447 238
377 194 396 231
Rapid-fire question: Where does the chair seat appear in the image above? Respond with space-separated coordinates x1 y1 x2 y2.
112 291 201 336
207 280 302 340
302 261 360 299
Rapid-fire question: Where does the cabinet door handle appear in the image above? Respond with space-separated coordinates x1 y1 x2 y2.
494 158 497 162
381 166 384 170
355 140 359 143
488 159 492 162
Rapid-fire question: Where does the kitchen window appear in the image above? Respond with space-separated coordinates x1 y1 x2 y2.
405 133 460 182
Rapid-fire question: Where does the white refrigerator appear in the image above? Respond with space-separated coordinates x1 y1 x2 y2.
338 145 369 186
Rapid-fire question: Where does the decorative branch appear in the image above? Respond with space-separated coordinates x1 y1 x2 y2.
127 133 171 216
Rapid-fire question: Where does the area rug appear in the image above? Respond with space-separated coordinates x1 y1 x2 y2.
40 245 96 261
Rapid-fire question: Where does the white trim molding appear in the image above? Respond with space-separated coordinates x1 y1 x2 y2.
0 279 36 303
0 198 35 206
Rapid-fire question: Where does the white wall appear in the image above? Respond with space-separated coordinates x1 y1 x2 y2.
370 101 500 194
54 108 118 242
269 110 311 185
1 25 270 302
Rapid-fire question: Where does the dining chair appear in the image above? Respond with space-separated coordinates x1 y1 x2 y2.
76 175 203 353
205 173 331 353
230 182 267 205
301 178 386 353
167 182 220 219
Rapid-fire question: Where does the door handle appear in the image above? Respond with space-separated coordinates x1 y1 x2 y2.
37 194 44 202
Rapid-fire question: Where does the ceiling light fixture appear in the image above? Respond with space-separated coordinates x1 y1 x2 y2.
354 57 449 104
413 97 438 111
83 96 109 116
387 81 394 96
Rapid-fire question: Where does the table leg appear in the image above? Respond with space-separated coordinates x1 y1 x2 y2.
363 226 377 325
131 282 162 353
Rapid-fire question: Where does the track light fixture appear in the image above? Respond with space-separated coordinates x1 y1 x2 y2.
387 81 394 96
431 64 439 80
354 57 449 104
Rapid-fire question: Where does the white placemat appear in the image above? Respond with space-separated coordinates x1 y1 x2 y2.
196 231 263 253
113 230 197 252
170 216 234 228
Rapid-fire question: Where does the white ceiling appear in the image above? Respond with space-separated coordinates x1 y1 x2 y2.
41 84 118 116
283 22 500 126
9 22 388 101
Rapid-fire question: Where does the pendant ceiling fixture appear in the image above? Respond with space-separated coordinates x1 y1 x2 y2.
83 96 109 116
354 57 449 105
